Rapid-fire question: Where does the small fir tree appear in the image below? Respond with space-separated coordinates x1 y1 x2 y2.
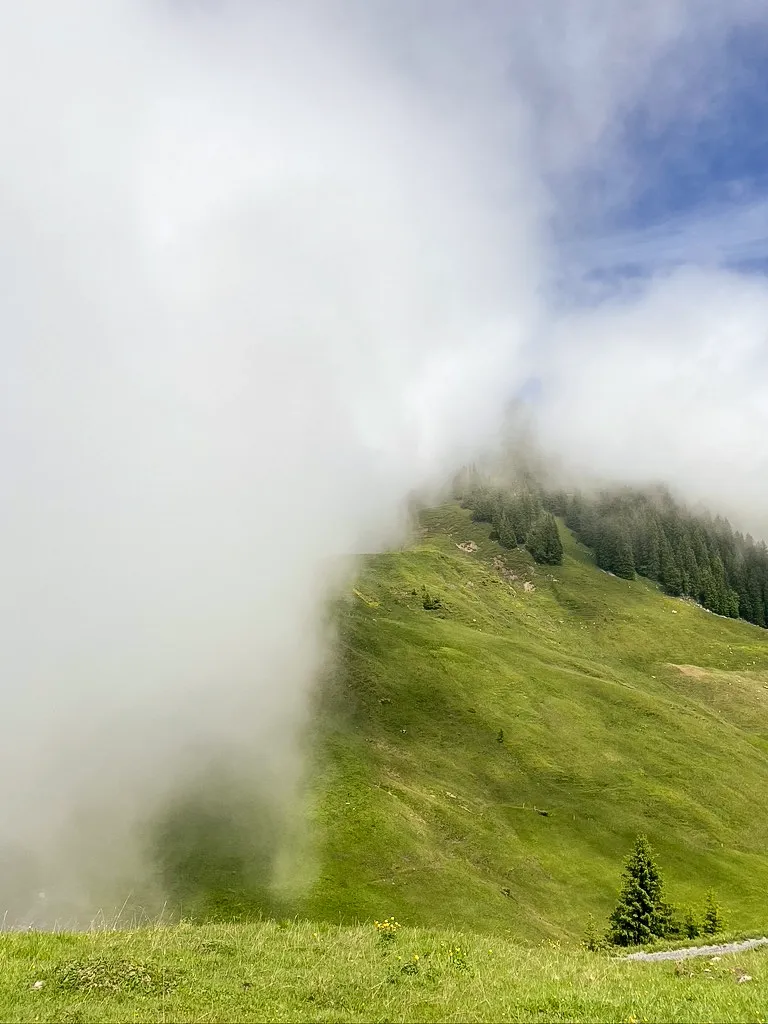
683 907 700 939
582 913 603 952
702 890 723 936
607 835 671 946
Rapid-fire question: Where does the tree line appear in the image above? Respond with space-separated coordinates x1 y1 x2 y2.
456 470 563 566
545 486 768 628
455 466 768 630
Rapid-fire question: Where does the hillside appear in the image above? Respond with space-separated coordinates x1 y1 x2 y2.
5 504 768 1023
304 504 768 940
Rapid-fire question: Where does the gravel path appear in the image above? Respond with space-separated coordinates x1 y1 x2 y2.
625 937 768 962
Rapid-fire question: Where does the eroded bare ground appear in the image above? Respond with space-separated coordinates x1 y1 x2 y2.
672 664 710 679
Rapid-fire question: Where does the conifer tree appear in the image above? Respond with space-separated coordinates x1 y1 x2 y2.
608 835 672 946
545 489 569 518
470 488 496 524
659 536 683 597
702 890 723 936
683 907 700 939
635 516 661 580
595 529 614 572
494 506 516 549
524 480 768 630
509 496 528 545
677 533 700 597
613 527 635 579
526 512 563 565
748 570 766 627
692 526 712 575
699 566 718 613
565 492 585 533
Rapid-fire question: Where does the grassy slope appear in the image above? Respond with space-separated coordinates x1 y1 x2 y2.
307 504 768 940
3 920 767 1023
5 504 768 1022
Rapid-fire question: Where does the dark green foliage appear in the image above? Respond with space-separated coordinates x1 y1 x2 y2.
492 506 517 549
676 535 699 598
421 586 441 610
702 889 724 935
559 484 768 630
470 488 497 525
595 520 634 579
462 470 768 630
612 534 635 580
660 538 683 597
607 836 672 946
683 907 700 939
526 513 564 565
464 484 547 554
509 499 530 545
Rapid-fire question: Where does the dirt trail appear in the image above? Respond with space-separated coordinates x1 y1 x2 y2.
625 937 768 962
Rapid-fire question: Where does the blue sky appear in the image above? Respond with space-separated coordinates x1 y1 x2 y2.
562 18 768 286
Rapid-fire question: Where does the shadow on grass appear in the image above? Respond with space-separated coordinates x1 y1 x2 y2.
146 767 292 922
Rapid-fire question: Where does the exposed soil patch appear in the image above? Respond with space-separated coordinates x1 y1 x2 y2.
671 664 709 679
492 556 520 584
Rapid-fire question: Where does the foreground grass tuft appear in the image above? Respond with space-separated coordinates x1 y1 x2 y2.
54 955 178 995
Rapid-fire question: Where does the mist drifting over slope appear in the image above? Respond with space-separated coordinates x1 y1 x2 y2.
1 1 768 922
0 1 538 922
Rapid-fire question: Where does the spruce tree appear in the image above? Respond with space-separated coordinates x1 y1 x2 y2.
659 536 683 597
494 507 516 549
699 567 718 612
544 514 564 565
613 526 635 579
470 488 496 524
702 890 724 936
683 907 700 939
520 490 536 538
677 533 700 597
509 496 528 545
692 526 712 575
710 553 728 614
748 570 766 627
608 835 672 946
565 492 585 533
635 517 661 580
725 588 740 618
595 528 615 572
526 512 563 565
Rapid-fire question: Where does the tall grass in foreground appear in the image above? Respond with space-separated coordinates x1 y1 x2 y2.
0 919 766 1023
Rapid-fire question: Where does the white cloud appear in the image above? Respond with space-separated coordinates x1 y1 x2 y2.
536 268 768 536
0 0 537 921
